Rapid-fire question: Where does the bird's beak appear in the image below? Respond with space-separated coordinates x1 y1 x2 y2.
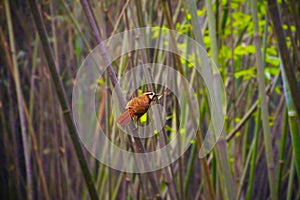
155 94 163 100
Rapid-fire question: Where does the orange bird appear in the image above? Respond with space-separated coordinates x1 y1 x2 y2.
116 91 161 127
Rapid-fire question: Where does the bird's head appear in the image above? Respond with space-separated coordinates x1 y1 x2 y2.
143 91 162 101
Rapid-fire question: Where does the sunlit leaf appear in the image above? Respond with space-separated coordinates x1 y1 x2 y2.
235 44 256 56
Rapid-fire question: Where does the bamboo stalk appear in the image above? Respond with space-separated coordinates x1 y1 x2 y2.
226 72 279 142
58 0 90 49
130 2 179 198
4 1 33 199
251 1 277 199
205 0 237 199
164 1 216 199
79 0 162 198
183 143 197 197
280 61 300 182
287 155 295 199
267 0 300 120
276 108 288 199
245 109 261 200
27 1 99 199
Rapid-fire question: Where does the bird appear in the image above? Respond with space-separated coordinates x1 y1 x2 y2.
116 91 161 127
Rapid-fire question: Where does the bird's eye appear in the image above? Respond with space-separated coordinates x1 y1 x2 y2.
145 92 155 99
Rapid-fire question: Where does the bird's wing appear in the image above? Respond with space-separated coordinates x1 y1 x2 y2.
126 97 149 114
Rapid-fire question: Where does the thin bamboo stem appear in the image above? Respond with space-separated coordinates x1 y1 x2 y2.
58 0 90 49
287 155 295 200
276 108 288 199
245 109 261 200
280 61 300 182
79 0 162 198
205 0 237 199
251 1 277 199
267 0 300 120
28 1 99 199
4 1 33 199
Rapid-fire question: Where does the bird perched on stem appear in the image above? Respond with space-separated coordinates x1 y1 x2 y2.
116 91 161 127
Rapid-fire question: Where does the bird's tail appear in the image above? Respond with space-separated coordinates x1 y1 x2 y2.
116 110 134 127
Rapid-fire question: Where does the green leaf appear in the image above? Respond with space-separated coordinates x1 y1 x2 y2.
139 113 147 123
234 66 256 80
235 44 256 56
265 56 280 66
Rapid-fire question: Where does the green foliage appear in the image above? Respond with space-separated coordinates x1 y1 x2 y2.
234 66 256 80
1 0 299 199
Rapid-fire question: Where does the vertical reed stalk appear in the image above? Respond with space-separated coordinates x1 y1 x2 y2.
280 61 300 181
28 1 99 199
79 0 162 198
246 109 261 200
205 0 237 199
267 0 300 119
4 0 33 199
287 155 295 199
276 108 288 198
251 1 276 199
